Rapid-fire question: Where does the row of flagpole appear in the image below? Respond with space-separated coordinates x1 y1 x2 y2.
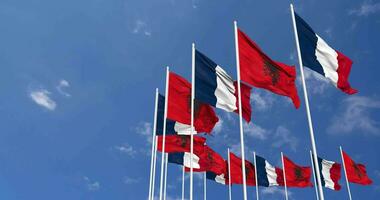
147 3 359 200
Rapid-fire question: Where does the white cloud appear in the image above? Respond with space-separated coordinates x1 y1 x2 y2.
250 91 275 111
299 67 330 95
271 126 298 152
349 1 380 16
29 89 57 111
136 122 153 143
132 20 151 36
261 187 292 198
114 143 137 157
213 119 223 135
83 176 100 191
244 122 269 140
124 176 140 184
56 79 71 97
328 96 380 135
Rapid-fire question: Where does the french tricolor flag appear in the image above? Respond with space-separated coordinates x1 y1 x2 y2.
206 171 227 185
295 12 357 94
195 50 252 122
168 152 201 169
255 155 281 187
317 157 342 190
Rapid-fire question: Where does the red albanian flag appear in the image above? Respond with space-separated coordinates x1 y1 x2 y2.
283 156 312 187
342 150 372 185
167 72 219 133
157 135 206 153
185 146 226 175
238 29 300 108
228 152 256 186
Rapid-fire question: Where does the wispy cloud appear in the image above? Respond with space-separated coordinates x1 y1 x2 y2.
349 1 380 16
299 67 330 95
272 126 298 152
261 187 292 198
29 89 57 111
244 122 269 140
327 96 380 135
213 118 223 135
56 79 71 97
124 176 141 184
113 143 137 157
132 20 151 36
83 176 100 191
136 122 153 143
250 91 275 111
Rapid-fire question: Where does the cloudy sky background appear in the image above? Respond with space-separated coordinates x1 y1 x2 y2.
0 0 380 199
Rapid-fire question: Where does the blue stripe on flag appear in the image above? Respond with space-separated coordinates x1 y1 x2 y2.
295 12 325 76
256 155 270 187
195 50 218 107
156 94 177 135
317 157 326 187
168 152 185 165
206 171 217 181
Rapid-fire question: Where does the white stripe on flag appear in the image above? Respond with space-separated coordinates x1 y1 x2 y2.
175 122 197 135
183 152 200 169
321 159 335 190
215 174 226 185
315 35 339 86
215 66 237 112
265 160 279 186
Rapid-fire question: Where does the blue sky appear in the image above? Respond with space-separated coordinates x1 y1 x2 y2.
0 0 380 199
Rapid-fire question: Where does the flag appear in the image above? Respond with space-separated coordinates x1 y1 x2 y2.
255 155 281 187
238 29 301 108
207 171 227 185
168 152 201 169
156 94 196 135
294 12 357 94
283 156 312 187
167 72 219 133
185 146 226 175
229 152 256 186
342 151 372 185
195 50 252 122
234 81 252 122
157 135 206 153
316 156 342 190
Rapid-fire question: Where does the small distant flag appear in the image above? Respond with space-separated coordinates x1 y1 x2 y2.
316 156 342 190
238 28 301 108
167 72 219 133
157 94 195 135
294 12 357 94
342 151 372 185
168 152 201 169
229 152 256 186
157 135 206 153
195 50 252 122
255 155 282 187
283 156 312 187
206 171 227 185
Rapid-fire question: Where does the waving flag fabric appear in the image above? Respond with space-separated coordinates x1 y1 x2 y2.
157 135 206 153
342 151 372 185
206 171 227 185
233 81 252 122
229 152 256 186
316 156 342 190
294 13 357 94
195 50 252 122
238 29 301 108
283 156 312 187
185 146 226 175
157 94 196 135
168 152 201 169
255 155 280 187
168 72 219 133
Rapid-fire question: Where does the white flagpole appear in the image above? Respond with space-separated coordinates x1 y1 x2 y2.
182 166 185 200
290 4 325 200
233 20 248 200
152 136 158 200
190 42 195 200
253 152 259 200
228 148 232 200
148 89 159 200
164 153 168 200
340 146 353 200
309 150 320 200
281 152 289 200
159 67 170 200
204 172 207 200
